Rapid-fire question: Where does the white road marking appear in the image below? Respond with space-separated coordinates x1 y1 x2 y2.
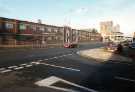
8 66 18 69
14 67 24 70
31 62 37 64
40 63 80 72
35 76 98 92
31 61 41 65
67 53 73 55
38 60 43 62
62 55 67 57
0 68 5 71
0 53 74 74
43 54 73 61
34 62 41 65
115 76 135 83
58 56 64 58
44 59 48 60
25 64 32 67
1 69 12 73
48 58 53 60
20 63 27 66
53 57 58 59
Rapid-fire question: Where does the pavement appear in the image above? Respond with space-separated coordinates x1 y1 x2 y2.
0 42 135 92
78 47 132 62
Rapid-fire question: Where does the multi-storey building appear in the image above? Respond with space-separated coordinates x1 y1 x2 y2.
100 21 124 43
78 29 102 43
0 17 102 48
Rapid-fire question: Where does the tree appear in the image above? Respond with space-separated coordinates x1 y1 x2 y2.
91 28 98 33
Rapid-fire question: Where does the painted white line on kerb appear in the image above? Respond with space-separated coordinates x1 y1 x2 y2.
1 69 12 73
40 63 80 72
14 67 24 70
115 76 135 83
8 66 18 69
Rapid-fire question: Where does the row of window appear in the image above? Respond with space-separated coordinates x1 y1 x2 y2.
0 22 63 33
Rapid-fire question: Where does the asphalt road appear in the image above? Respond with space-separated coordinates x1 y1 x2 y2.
0 42 135 92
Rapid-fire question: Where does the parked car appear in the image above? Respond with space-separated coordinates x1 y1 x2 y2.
129 42 135 49
106 42 118 52
121 41 129 47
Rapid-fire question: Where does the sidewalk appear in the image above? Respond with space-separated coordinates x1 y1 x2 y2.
77 48 132 62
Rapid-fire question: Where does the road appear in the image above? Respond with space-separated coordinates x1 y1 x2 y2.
0 42 135 92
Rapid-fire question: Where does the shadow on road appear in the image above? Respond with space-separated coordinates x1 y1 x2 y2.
80 51 135 92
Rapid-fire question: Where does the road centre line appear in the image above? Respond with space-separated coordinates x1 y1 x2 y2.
0 53 73 74
42 53 73 61
40 62 80 72
44 59 48 60
67 53 73 55
115 76 135 83
1 69 12 73
38 60 43 62
0 68 5 71
14 67 24 70
25 64 33 67
20 63 27 66
8 66 18 69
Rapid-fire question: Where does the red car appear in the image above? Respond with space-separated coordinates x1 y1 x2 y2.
64 43 78 48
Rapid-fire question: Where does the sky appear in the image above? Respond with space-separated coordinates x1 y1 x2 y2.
0 0 135 36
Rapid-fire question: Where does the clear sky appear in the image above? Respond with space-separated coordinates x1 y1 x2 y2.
0 0 135 36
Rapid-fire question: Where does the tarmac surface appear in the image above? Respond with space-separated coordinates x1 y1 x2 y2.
0 42 135 92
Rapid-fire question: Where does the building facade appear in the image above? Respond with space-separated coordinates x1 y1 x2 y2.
0 17 102 48
100 21 124 43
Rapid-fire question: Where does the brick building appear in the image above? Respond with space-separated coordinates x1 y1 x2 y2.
0 17 102 48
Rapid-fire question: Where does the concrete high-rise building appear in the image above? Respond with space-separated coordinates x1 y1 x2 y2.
100 21 124 42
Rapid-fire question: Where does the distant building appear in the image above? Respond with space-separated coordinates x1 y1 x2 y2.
78 28 102 42
100 21 124 43
113 24 120 32
133 32 135 42
0 17 102 48
133 32 135 38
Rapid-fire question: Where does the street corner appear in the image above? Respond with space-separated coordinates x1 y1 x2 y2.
77 47 133 63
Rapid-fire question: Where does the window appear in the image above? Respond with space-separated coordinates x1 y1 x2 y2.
39 26 44 31
48 28 51 32
47 37 52 40
5 22 14 29
51 28 54 32
54 29 58 32
31 25 36 31
44 27 48 32
19 23 26 30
